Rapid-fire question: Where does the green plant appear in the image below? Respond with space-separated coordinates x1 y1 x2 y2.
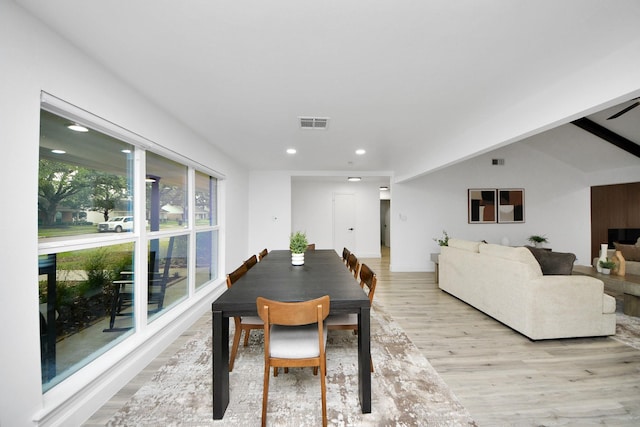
599 258 616 269
289 231 308 254
527 235 548 244
433 230 449 246
84 248 112 292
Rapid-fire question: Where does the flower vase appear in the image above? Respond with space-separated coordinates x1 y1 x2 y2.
597 244 608 273
291 253 304 266
612 250 625 276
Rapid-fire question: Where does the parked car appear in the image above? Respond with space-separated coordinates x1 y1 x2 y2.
97 216 134 233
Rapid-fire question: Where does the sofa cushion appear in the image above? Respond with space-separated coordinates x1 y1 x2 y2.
526 246 576 275
479 243 535 263
613 242 640 261
447 238 482 253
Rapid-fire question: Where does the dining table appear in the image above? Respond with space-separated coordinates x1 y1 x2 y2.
211 249 372 419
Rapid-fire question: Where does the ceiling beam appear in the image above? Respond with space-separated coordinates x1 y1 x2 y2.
571 118 640 159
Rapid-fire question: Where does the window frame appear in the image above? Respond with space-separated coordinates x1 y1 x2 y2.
38 92 224 392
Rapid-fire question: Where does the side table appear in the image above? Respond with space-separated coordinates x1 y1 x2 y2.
430 253 439 284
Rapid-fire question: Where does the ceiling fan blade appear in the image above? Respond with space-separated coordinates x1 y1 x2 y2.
607 101 640 120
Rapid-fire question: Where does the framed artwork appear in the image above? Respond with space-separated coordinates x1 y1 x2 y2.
468 189 497 224
498 188 525 223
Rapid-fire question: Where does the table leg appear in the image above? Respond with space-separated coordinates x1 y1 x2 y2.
357 306 372 413
212 310 229 419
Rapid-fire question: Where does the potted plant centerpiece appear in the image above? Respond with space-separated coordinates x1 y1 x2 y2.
289 231 308 266
599 258 616 275
527 235 548 248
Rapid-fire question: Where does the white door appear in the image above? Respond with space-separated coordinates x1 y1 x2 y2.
333 193 356 255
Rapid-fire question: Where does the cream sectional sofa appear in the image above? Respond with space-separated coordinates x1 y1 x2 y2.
439 238 616 340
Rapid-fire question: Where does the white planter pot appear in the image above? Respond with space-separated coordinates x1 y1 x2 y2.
602 268 611 275
597 243 608 273
291 253 305 266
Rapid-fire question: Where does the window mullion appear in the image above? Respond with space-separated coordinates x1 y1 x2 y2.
134 148 148 331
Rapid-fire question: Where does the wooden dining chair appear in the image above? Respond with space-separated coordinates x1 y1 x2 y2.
342 247 350 265
307 243 316 250
258 248 268 261
257 295 331 427
244 254 258 270
347 253 360 279
226 263 264 372
327 263 377 372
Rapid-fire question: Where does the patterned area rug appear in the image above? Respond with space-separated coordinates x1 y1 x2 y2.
107 304 476 426
614 312 640 350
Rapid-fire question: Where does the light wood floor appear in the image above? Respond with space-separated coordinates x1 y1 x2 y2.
366 246 640 426
87 247 640 426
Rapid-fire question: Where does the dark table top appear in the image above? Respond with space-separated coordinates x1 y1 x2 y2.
212 250 370 316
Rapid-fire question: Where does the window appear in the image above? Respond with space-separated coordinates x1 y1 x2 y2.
38 110 134 240
196 230 218 290
195 171 217 226
146 152 187 231
147 235 189 322
38 97 220 393
194 172 218 289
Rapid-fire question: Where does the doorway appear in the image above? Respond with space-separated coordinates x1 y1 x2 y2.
380 199 390 247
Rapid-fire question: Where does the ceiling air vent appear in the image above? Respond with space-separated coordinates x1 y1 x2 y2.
492 158 505 166
299 117 329 129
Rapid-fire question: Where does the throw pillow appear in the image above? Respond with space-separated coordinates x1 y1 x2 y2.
525 246 576 275
614 242 640 261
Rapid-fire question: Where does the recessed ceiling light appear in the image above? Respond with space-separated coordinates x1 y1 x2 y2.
379 186 389 191
286 148 297 154
67 123 89 132
121 149 132 154
51 149 66 154
355 149 366 155
347 177 361 182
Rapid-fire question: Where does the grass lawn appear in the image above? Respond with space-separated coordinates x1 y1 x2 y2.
39 224 99 238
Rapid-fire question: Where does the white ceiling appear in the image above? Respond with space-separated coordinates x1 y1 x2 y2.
15 0 640 180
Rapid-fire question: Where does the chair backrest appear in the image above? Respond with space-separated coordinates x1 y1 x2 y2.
259 248 268 261
148 241 174 309
347 253 359 278
342 247 350 264
358 263 377 303
244 254 258 270
226 263 248 289
307 243 316 250
257 295 330 327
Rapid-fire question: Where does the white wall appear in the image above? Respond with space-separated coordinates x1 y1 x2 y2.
587 164 640 187
291 179 381 257
247 171 292 256
0 3 249 425
246 173 381 259
390 141 600 271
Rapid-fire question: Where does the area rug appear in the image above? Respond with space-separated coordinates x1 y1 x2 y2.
106 304 476 426
614 312 640 351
